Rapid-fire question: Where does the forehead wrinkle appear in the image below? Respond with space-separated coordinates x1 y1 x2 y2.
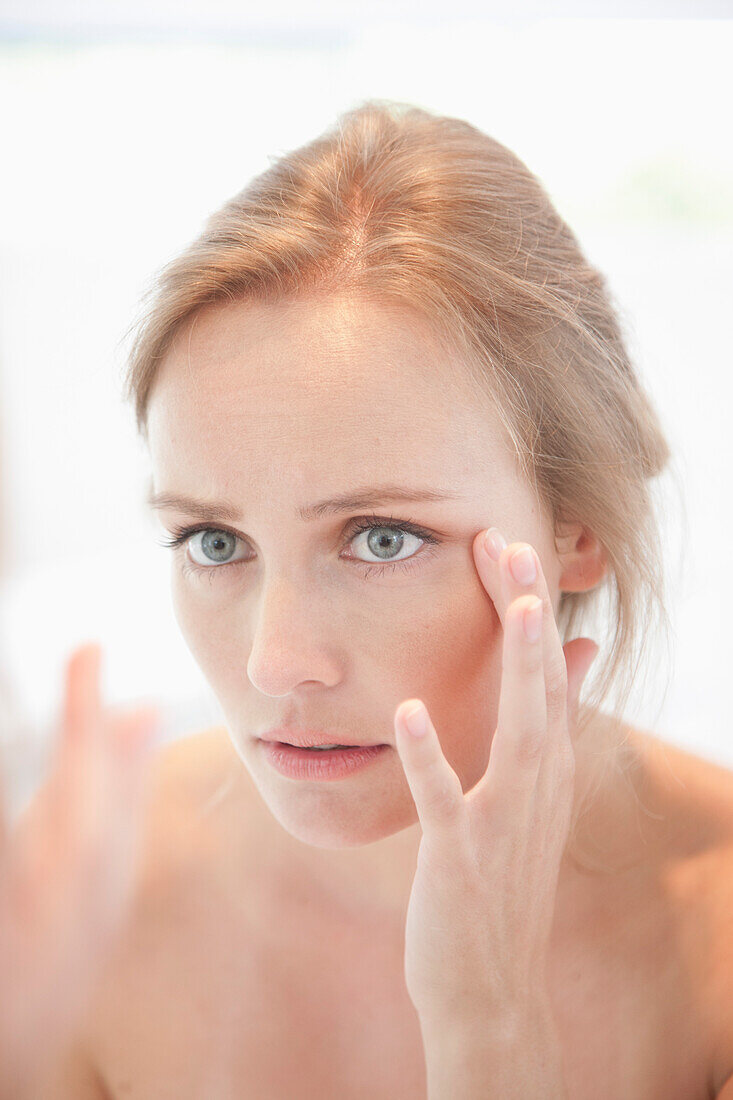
147 483 469 525
297 485 468 522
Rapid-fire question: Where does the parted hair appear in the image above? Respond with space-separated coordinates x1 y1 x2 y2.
121 99 681 872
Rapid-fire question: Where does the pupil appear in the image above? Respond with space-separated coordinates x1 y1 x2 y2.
367 528 404 560
202 529 235 562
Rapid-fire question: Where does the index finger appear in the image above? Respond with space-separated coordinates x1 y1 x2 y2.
62 644 102 741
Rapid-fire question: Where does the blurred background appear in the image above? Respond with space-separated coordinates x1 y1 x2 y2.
0 1 731 821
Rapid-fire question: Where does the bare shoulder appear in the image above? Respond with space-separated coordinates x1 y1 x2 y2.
630 727 733 845
133 722 260 898
147 724 248 823
634 729 733 1097
30 1034 111 1099
74 725 263 1094
148 722 248 818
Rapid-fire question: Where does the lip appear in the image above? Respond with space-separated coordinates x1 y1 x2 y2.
258 726 387 749
259 740 390 780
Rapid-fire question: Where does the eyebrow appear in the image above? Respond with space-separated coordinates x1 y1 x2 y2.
147 484 467 523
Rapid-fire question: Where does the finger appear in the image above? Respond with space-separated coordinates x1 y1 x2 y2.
2 722 153 1006
0 667 19 852
46 644 106 843
532 637 598 824
471 595 548 819
0 743 8 856
476 533 569 733
70 698 162 876
51 643 103 788
61 642 102 743
22 706 158 916
108 703 160 762
394 699 466 851
0 671 157 996
101 705 160 816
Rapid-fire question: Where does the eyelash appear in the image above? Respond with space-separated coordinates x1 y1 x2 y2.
157 514 441 583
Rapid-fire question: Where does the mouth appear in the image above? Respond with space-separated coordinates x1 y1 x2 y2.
258 727 387 750
281 743 360 751
268 740 388 752
259 739 391 779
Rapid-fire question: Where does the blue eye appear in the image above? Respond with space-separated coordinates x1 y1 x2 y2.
345 518 434 570
157 514 441 580
185 529 247 569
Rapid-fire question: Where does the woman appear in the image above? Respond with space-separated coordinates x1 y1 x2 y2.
41 100 733 1097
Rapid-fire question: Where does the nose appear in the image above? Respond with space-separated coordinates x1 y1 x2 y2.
245 577 341 696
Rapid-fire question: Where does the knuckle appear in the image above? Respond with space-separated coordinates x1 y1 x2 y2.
423 783 459 823
515 723 545 767
546 803 572 850
418 755 463 812
521 646 545 676
546 662 569 725
557 744 576 789
556 743 572 778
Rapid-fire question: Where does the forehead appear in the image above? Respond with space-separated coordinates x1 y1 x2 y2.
146 295 517 497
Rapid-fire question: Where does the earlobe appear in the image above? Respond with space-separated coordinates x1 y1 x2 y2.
555 521 608 594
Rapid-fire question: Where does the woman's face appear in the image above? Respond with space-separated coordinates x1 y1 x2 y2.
146 294 565 850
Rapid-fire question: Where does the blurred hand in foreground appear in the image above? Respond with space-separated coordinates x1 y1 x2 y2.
0 643 159 1097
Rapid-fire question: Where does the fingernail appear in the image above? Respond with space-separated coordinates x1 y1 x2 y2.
523 598 543 642
404 702 428 738
510 546 537 585
483 528 507 561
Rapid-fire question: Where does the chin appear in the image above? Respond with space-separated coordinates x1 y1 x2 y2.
282 825 386 851
257 787 419 851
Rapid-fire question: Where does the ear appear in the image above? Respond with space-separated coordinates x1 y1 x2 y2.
554 519 608 594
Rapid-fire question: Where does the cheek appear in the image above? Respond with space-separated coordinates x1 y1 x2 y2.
402 588 504 788
169 569 238 676
169 569 504 778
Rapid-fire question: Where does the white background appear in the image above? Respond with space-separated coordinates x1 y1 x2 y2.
0 4 731 819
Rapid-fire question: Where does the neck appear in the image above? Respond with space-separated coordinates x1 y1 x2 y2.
297 707 653 929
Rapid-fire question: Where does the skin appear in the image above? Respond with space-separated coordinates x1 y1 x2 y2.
145 291 614 929
7 293 733 1097
391 535 597 1095
0 645 158 1097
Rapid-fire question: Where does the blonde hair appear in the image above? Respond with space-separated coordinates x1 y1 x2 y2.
121 99 682 871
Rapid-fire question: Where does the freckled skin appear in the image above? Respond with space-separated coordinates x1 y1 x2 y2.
145 293 598 910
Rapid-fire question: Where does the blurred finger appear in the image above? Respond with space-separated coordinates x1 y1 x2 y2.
46 643 103 810
108 705 160 766
60 642 102 749
0 741 8 855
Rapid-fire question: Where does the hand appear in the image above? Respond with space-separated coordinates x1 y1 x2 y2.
393 528 599 1031
0 644 159 1097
